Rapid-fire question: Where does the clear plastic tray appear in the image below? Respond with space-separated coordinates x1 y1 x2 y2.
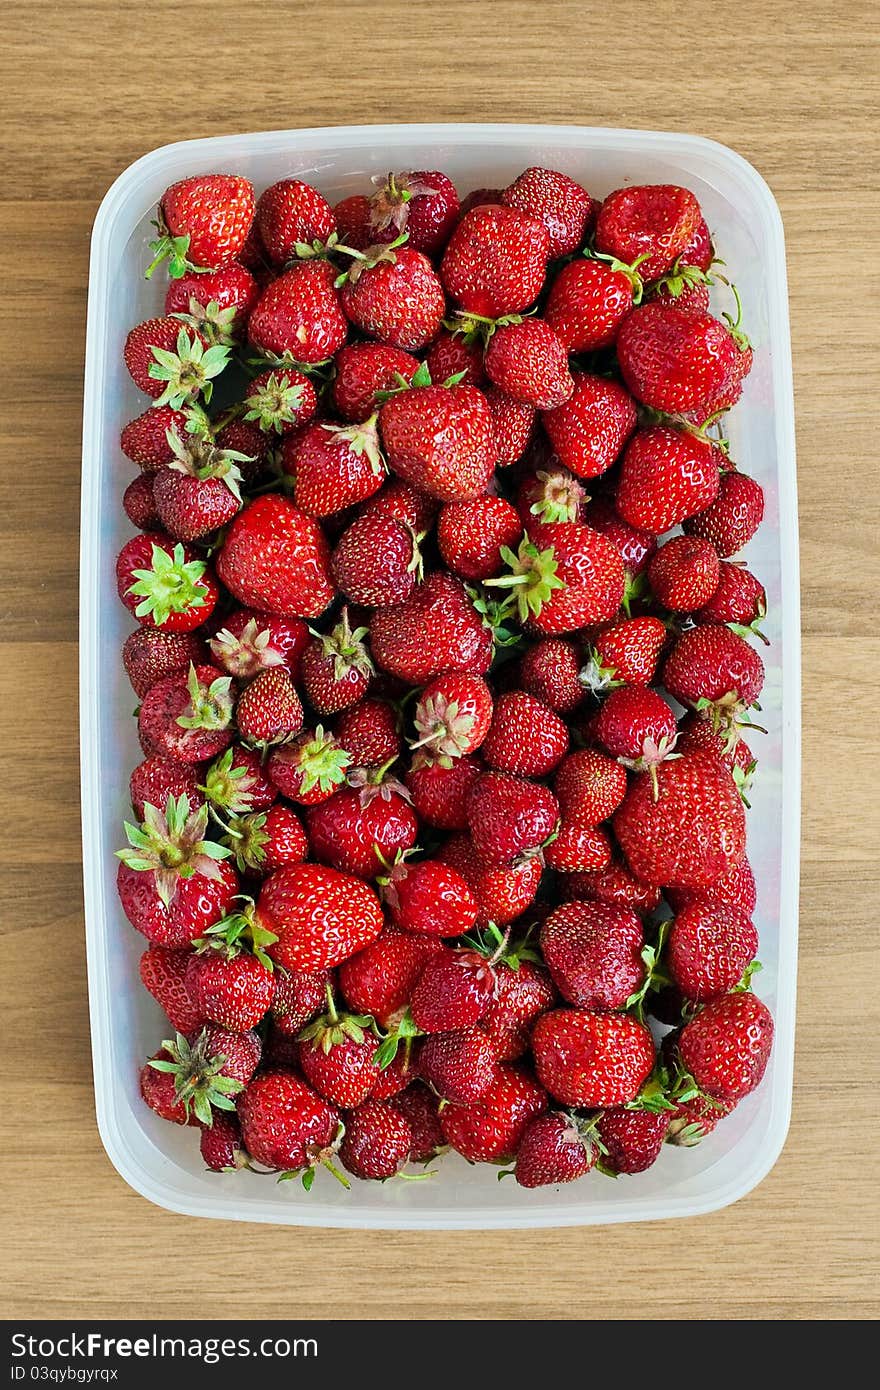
80 123 800 1227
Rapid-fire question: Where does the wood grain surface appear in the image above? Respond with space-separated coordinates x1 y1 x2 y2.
2 0 878 1322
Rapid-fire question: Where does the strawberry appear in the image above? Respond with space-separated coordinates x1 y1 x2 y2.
553 748 628 825
488 527 625 633
138 663 234 764
648 535 720 611
295 990 381 1106
334 698 401 768
666 854 757 919
382 859 479 937
121 404 197 471
116 794 237 947
238 1071 342 1178
677 991 773 1103
255 178 336 264
541 373 637 479
235 667 303 746
164 263 259 342
481 960 556 1060
216 495 335 619
558 858 662 915
140 1029 249 1127
339 1099 412 1180
200 1113 246 1171
531 1008 655 1106
331 342 420 420
146 173 255 277
247 260 347 363
502 166 592 258
425 330 486 389
260 862 384 971
481 691 569 778
419 1027 498 1103
616 427 721 533
665 1093 734 1146
613 751 747 888
285 416 387 517
186 934 275 1032
152 433 245 542
123 627 207 698
379 382 496 501
410 946 497 1032
139 1048 200 1126
597 1108 670 1174
617 303 741 416
440 205 551 318
411 673 494 763
662 626 765 717
208 608 309 681
139 945 206 1033
117 534 219 632
370 573 493 683
594 184 701 282
694 561 767 637
581 615 667 691
367 169 460 253
338 929 442 1027
299 609 373 715
361 480 440 536
271 967 334 1035
668 902 759 1002
333 193 377 250
457 188 504 217
202 744 277 815
406 755 484 830
676 714 757 789
539 900 645 1011
212 419 269 480
390 1083 444 1161
514 1111 599 1187
543 823 612 873
305 778 418 879
331 512 420 607
267 726 351 805
484 319 574 410
544 256 639 352
437 496 522 581
123 473 160 531
130 755 203 821
683 471 765 557
338 243 445 351
519 638 584 713
440 1064 547 1162
590 685 678 776
584 496 657 575
466 771 559 867
124 319 229 407
242 367 318 435
486 387 536 464
224 802 309 874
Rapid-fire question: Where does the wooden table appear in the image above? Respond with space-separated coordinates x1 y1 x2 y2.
2 0 877 1322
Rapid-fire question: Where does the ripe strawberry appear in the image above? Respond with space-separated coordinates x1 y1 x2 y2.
590 685 678 776
186 940 275 1032
544 256 639 352
419 1027 498 1103
613 751 747 888
333 193 376 251
484 318 573 410
216 495 335 619
594 184 701 282
238 1071 341 1176
514 1111 599 1187
300 610 373 716
390 1083 444 1161
441 204 551 318
331 342 420 420
694 561 767 637
539 900 645 1011
140 1030 248 1127
662 625 765 716
305 778 418 879
116 794 237 947
543 822 612 872
224 802 309 874
334 697 401 768
668 902 759 1002
192 1023 262 1086
338 928 441 1027
338 243 445 351
202 744 277 815
490 527 625 633
242 367 318 435
531 1008 655 1106
123 627 207 698
616 427 721 533
234 667 303 746
425 329 486 388
481 959 556 1060
283 417 387 518
411 673 494 764
267 726 351 805
117 534 219 632
502 166 592 258
379 383 496 501
481 691 569 778
130 755 203 821
553 748 628 825
440 1064 547 1162
519 638 584 713
208 608 309 681
123 473 160 530
139 1048 199 1126
559 857 662 916
665 1093 734 1146
152 434 245 542
200 1113 246 1171
370 573 493 683
666 854 757 919
542 373 637 479
121 404 196 471
331 512 420 607
271 967 333 1035
255 178 336 264
367 169 460 253
138 663 234 764
581 615 667 691
147 173 255 277
678 991 773 1102
124 319 228 407
438 834 544 925
260 862 384 971
648 535 720 611
486 386 536 465
164 263 259 342
212 419 269 481
683 471 765 557
410 947 497 1032
584 496 657 575
516 462 587 528
466 771 559 867
405 754 483 830
382 858 480 937
457 188 504 217
597 1108 670 1174
676 714 756 788
617 302 741 416
437 496 522 582
247 260 348 363
340 1099 412 1180
139 945 206 1033
295 991 381 1107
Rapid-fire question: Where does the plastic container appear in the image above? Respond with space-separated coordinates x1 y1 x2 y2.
80 124 799 1228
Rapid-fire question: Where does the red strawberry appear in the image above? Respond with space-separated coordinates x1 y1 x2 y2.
140 1030 247 1128
238 1071 341 1177
333 193 377 250
425 330 486 388
283 417 386 518
339 928 441 1027
361 478 437 535
582 615 667 691
364 170 459 252
216 495 335 619
519 637 584 713
514 1110 599 1187
200 1113 246 1171
584 496 657 575
271 967 334 1035
544 257 638 352
121 404 196 471
694 561 767 637
123 473 160 531
247 260 347 363
208 608 308 682
437 834 544 925
382 859 480 937
553 748 628 825
334 698 401 768
457 188 504 217
486 387 536 465
502 166 592 258
260 862 384 971
123 627 207 698
138 663 234 764
666 1093 734 1146
410 947 497 1032
130 755 203 821
543 822 612 873
441 205 551 318
541 373 637 479
531 1008 655 1106
613 751 747 888
662 626 765 715
668 902 759 1002
147 173 255 277
595 184 701 282
124 318 228 407
440 1064 547 1162
212 419 269 481
597 1108 670 1174
666 854 757 919
139 946 206 1033
590 685 678 775
683 471 765 556
390 1083 444 1161
481 960 556 1061
186 945 274 1033
117 533 219 633
678 991 773 1102
338 243 445 351
267 727 351 805
616 427 721 533
466 771 559 866
558 857 662 915
648 535 720 611
255 178 335 264
152 434 245 542
405 755 484 830
235 667 303 746
490 527 625 633
481 690 569 778
242 367 318 435
437 496 522 582
224 802 309 874
676 715 756 787
164 262 259 342
339 1099 412 1180
300 609 374 716
331 512 420 607
419 1027 497 1103
370 573 493 683
539 901 645 1011
202 744 277 816
305 778 418 879
331 342 420 420
617 303 741 416
411 673 494 763
484 318 574 410
379 383 496 501
295 991 381 1107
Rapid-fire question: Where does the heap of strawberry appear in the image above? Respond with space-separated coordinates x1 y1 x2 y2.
116 165 773 1191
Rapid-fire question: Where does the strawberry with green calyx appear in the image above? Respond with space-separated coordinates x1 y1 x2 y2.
267 726 352 805
595 184 702 284
511 1110 604 1188
152 429 248 542
164 262 260 343
201 745 276 819
295 984 383 1107
694 561 768 643
305 767 418 880
666 903 759 1003
121 401 211 471
539 900 646 1012
544 252 645 353
331 342 421 420
485 525 625 634
282 416 387 519
247 260 348 365
193 896 279 970
145 173 256 279
125 319 231 409
589 685 680 795
141 1032 244 1127
117 535 218 632
367 169 460 254
222 802 308 874
665 1093 734 1147
335 234 446 352
166 298 239 350
466 772 559 869
255 177 336 266
673 991 773 1105
516 464 588 530
580 615 668 693
301 607 375 716
243 368 318 435
662 625 765 731
208 609 309 682
410 673 493 766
